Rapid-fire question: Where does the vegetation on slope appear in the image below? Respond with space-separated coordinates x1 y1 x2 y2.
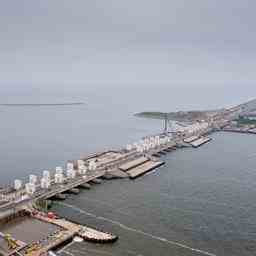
236 116 256 125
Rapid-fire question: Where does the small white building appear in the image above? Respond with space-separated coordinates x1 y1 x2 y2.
88 160 97 171
25 183 36 195
126 144 133 151
56 166 63 174
43 170 50 179
41 178 50 189
54 173 64 184
67 162 74 171
67 169 76 179
14 179 22 190
29 175 37 184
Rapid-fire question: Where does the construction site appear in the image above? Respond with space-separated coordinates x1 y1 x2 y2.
0 207 118 256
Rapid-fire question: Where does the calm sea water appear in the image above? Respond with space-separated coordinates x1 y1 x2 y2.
0 86 256 255
51 132 256 256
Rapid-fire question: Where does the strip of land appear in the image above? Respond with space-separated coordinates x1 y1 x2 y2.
0 103 85 107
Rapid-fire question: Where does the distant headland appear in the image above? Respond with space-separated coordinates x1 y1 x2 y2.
0 102 85 107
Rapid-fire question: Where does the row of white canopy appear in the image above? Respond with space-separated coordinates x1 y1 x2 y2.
14 159 98 195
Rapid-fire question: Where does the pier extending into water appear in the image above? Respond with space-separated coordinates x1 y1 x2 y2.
0 134 179 255
0 130 213 255
0 207 117 256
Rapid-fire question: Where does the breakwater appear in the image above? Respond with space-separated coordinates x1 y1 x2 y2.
0 102 85 107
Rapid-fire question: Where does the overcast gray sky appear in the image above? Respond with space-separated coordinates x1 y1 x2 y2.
1 0 256 89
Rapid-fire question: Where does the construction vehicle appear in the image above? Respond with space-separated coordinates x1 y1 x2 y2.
0 232 19 250
24 242 41 255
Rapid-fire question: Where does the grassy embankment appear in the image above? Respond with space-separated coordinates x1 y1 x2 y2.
135 112 169 120
236 116 256 125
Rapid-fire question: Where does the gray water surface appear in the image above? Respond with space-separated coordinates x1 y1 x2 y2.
52 132 256 256
1 88 256 255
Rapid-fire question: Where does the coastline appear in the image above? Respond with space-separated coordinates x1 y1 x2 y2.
0 103 85 107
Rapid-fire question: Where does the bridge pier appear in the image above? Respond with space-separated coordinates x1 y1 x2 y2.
79 183 91 189
53 193 66 200
90 179 102 184
67 188 80 194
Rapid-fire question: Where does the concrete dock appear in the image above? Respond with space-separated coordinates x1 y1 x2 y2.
190 137 212 148
103 169 129 179
183 136 198 143
33 211 118 247
79 227 118 243
126 160 165 179
119 157 149 171
0 209 118 256
222 126 256 134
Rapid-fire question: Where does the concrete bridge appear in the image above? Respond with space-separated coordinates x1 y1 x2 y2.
37 171 106 200
0 135 179 217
